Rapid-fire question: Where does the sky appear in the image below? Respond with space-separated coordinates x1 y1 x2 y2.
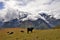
0 0 60 22
0 2 4 9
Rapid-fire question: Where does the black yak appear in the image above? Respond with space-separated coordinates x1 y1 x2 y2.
7 32 14 35
27 27 34 33
20 30 24 33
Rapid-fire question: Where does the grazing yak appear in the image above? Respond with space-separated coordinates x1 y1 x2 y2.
20 30 24 33
7 32 14 35
27 27 34 33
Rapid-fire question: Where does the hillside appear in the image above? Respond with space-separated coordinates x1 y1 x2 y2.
0 28 60 40
53 25 60 29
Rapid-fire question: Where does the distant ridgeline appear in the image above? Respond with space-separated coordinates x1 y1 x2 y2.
0 18 60 29
0 18 49 29
0 13 60 29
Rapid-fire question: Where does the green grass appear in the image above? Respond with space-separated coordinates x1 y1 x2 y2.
0 28 60 40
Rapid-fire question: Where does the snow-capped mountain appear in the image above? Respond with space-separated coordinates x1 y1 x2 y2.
0 10 60 29
40 13 60 27
0 0 60 29
2 18 20 28
1 18 51 29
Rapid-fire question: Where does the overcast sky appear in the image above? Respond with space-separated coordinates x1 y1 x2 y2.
0 0 60 21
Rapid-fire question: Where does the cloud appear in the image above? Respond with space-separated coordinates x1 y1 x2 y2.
15 0 34 6
0 0 60 22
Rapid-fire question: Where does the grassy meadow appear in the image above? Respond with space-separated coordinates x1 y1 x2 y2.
0 28 60 40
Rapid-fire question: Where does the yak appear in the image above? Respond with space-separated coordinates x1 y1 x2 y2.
20 30 24 33
27 27 34 33
7 32 14 35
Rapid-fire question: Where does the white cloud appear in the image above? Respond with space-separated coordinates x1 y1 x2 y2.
0 0 60 22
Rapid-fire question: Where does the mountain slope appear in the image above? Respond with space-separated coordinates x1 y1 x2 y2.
2 19 20 28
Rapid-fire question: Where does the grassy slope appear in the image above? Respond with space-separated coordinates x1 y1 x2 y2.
0 28 60 40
